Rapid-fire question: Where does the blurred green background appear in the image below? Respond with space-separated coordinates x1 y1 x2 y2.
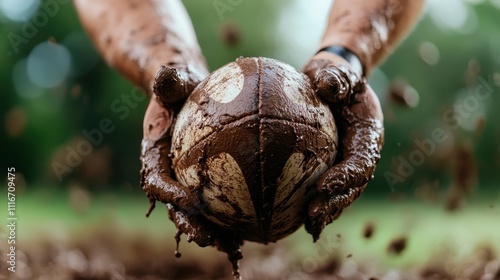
1 0 499 196
0 0 499 278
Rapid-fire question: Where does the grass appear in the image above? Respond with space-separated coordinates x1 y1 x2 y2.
0 186 499 278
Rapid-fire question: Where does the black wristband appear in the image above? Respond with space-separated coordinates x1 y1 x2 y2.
317 46 364 76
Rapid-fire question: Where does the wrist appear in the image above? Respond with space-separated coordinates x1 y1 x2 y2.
316 45 365 77
320 28 374 74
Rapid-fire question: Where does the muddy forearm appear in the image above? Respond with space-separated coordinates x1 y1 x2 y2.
320 0 425 74
74 0 208 94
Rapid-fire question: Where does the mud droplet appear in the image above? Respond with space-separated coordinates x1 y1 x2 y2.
220 23 241 48
475 117 485 138
174 230 182 258
363 222 375 239
4 107 27 138
230 256 240 279
388 236 407 255
388 79 419 108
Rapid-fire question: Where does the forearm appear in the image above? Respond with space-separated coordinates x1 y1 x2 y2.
320 0 425 75
75 0 208 94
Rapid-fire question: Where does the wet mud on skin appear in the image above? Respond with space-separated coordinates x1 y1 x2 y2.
306 105 384 241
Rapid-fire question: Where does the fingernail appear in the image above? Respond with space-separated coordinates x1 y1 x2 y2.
316 68 349 103
153 66 188 104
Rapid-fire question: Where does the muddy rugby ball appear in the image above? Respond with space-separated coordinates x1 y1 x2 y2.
171 57 338 243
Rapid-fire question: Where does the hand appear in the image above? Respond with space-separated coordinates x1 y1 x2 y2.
140 64 207 216
140 65 243 263
302 52 384 241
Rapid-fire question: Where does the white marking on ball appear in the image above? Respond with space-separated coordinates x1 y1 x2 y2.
310 90 338 142
206 63 244 104
176 165 200 188
173 99 197 141
282 71 309 106
318 111 338 151
271 160 328 228
301 160 328 190
276 62 314 107
273 153 306 207
172 99 213 159
203 152 257 221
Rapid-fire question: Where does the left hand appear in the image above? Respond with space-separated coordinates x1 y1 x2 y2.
141 66 243 261
302 52 384 241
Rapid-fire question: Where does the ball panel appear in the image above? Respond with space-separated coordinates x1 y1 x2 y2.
258 57 336 140
173 115 265 239
174 114 260 175
260 118 336 241
171 97 216 163
206 62 244 104
172 59 260 164
273 153 307 207
172 58 262 164
176 164 200 188
279 64 313 107
269 160 328 240
203 152 258 225
194 58 260 126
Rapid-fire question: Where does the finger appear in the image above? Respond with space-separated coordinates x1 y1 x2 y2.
166 203 216 247
317 115 382 195
314 67 349 103
305 185 366 241
143 97 178 140
303 60 365 104
318 93 384 195
305 88 383 241
141 99 202 215
302 58 330 81
153 64 207 105
303 59 346 103
141 138 203 213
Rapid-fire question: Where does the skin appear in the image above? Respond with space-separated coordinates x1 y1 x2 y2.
74 0 243 273
303 0 425 240
75 0 425 275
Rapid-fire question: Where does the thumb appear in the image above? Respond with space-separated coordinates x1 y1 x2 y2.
153 64 208 105
303 59 364 104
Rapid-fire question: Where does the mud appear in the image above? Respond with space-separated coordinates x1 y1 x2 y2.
363 222 375 239
5 225 499 280
139 56 386 277
388 236 407 255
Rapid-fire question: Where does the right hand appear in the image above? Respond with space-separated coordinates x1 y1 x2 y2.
302 51 384 241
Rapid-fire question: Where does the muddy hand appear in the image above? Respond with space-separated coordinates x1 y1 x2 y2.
140 96 201 214
142 76 244 276
306 97 383 241
76 0 243 274
303 53 384 241
141 90 244 271
153 63 206 104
